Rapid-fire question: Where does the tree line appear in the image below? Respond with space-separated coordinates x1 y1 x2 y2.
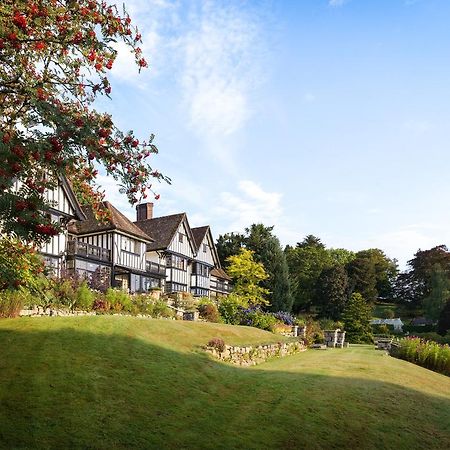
216 225 450 334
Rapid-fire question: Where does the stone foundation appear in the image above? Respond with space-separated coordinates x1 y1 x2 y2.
205 340 306 366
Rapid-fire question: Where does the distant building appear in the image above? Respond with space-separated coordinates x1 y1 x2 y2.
370 318 404 332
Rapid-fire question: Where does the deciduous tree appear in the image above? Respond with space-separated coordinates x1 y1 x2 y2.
226 248 270 308
0 0 169 246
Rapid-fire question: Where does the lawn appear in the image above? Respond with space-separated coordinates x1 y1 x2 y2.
0 316 449 449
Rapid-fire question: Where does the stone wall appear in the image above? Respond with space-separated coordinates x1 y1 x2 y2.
20 307 96 317
205 340 306 366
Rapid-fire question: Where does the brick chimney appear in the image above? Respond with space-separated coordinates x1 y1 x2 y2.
136 202 153 221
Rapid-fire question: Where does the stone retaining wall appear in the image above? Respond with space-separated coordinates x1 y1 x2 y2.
20 307 96 317
205 340 306 366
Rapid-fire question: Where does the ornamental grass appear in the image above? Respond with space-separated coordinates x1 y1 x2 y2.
391 337 450 377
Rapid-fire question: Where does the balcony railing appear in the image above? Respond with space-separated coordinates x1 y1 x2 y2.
67 240 111 262
145 260 166 276
210 281 232 293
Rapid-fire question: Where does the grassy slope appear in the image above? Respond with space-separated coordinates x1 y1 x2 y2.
0 316 449 450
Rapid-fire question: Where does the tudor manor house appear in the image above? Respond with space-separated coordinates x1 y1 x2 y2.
39 177 232 298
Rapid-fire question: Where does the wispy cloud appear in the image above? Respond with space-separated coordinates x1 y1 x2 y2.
211 180 300 244
328 0 349 7
177 3 264 139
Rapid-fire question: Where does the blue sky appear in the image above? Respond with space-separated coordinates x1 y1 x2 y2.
98 0 450 268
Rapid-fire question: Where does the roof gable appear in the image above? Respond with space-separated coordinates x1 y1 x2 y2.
69 201 153 242
191 226 220 267
59 175 86 221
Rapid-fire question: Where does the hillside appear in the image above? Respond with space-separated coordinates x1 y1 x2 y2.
0 316 449 449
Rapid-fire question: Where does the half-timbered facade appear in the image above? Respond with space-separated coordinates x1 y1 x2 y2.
135 206 197 294
135 203 231 298
191 226 221 297
67 202 166 292
39 177 86 273
210 267 233 298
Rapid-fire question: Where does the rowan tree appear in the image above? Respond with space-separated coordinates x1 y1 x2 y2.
0 0 169 247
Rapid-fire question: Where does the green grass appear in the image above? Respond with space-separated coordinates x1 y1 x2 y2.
0 316 450 449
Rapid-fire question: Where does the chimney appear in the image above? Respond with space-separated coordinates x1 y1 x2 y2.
136 202 153 221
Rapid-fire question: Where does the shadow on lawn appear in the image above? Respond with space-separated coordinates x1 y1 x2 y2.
0 326 449 450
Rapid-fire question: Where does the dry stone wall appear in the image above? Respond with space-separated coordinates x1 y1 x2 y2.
205 340 306 366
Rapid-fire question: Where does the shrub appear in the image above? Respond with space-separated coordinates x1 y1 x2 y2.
273 311 295 326
105 288 133 312
151 300 174 319
0 288 32 318
51 278 78 310
319 318 343 331
92 294 110 312
75 281 95 311
208 337 225 353
304 317 324 345
240 308 278 332
382 309 395 319
198 303 221 323
218 294 244 325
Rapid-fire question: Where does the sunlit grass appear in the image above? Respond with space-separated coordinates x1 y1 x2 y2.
0 316 449 449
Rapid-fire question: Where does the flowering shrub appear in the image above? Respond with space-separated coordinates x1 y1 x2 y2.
240 307 279 332
273 311 295 326
207 337 225 353
391 337 450 377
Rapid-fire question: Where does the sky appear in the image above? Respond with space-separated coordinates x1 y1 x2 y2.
96 0 450 268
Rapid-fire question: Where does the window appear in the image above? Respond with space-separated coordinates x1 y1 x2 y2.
179 233 184 243
203 243 207 253
167 255 186 270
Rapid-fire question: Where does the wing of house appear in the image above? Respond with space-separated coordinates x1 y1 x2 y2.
134 204 197 293
67 201 166 292
191 226 222 297
39 176 86 272
210 267 232 298
135 203 231 298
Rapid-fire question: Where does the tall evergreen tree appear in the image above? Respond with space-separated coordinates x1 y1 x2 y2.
315 265 348 320
437 299 450 336
245 224 293 312
341 292 374 344
423 264 450 322
216 232 245 268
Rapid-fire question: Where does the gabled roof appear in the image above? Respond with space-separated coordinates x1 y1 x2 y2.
69 201 153 242
211 267 232 281
135 213 196 253
51 175 86 221
191 225 221 267
191 226 209 251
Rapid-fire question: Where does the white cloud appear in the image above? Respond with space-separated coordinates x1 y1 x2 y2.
329 0 348 7
211 180 300 245
177 2 265 139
